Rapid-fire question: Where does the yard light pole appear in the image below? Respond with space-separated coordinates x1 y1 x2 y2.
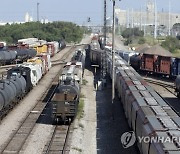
111 0 120 120
37 2 40 22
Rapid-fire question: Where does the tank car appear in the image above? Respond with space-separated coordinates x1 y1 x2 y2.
0 50 17 65
51 64 81 123
0 73 27 117
59 39 66 50
7 66 33 92
15 49 37 62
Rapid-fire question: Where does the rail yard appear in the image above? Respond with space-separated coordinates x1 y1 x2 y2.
0 32 179 154
0 1 179 153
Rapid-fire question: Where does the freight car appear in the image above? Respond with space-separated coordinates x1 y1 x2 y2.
89 40 103 66
51 50 85 124
130 53 180 78
0 65 33 118
106 53 180 154
59 39 66 50
0 50 52 118
71 49 86 71
0 49 37 65
128 45 180 78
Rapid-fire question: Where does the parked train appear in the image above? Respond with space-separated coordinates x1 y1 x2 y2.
106 53 180 154
0 38 66 65
88 38 180 153
118 49 180 98
89 39 104 67
51 49 86 123
0 49 52 118
129 52 180 78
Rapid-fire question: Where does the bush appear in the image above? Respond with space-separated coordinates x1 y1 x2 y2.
161 36 180 53
122 28 144 38
138 37 146 44
0 21 84 44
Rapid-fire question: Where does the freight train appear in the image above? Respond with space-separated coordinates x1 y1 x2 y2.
0 38 66 65
89 39 104 67
118 49 180 98
0 42 58 119
88 38 180 153
129 52 180 78
106 53 180 154
51 49 86 124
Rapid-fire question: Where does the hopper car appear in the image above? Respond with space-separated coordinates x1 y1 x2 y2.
89 45 180 153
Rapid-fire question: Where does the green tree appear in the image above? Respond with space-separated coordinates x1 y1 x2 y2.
0 21 84 44
161 36 180 53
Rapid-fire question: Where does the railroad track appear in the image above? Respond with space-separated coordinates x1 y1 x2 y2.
144 77 180 117
43 125 70 154
0 46 77 154
143 78 176 96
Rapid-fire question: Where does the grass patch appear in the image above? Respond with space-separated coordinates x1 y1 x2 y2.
172 49 180 57
80 93 85 98
82 79 88 85
72 147 82 152
77 99 84 120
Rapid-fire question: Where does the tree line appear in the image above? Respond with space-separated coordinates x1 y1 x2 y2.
0 21 84 44
121 27 180 53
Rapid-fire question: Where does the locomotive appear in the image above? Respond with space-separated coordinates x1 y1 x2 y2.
51 49 86 123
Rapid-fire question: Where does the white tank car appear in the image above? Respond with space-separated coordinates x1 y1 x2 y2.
64 62 83 84
19 62 43 86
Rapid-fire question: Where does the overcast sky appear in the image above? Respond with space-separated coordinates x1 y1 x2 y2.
0 0 179 25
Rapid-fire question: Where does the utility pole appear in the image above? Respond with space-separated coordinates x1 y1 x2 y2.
101 0 107 87
104 0 107 47
140 6 143 30
111 0 120 119
126 8 130 28
154 0 157 39
131 8 134 28
37 2 40 22
144 0 147 36
168 0 171 36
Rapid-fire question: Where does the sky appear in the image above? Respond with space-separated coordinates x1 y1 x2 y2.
0 0 179 25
